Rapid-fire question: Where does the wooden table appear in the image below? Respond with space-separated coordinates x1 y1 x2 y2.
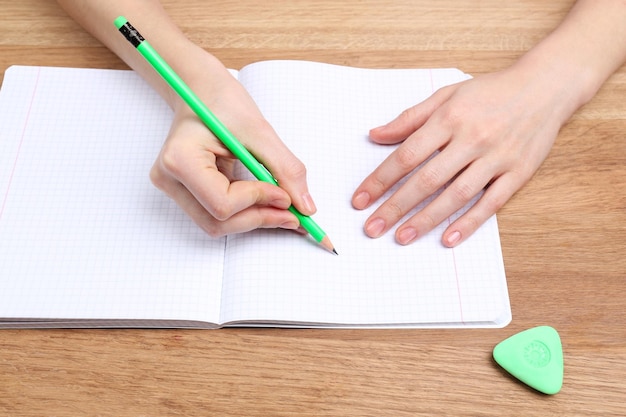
1 1 624 415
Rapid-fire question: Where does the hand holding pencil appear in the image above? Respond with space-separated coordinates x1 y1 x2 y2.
115 16 336 254
54 0 327 249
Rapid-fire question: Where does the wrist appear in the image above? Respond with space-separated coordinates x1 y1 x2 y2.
509 0 626 125
509 52 585 126
154 42 229 112
509 32 606 128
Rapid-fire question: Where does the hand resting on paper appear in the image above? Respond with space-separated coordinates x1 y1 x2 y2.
352 68 560 248
352 0 626 247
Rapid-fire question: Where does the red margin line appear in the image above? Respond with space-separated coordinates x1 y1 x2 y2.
0 67 41 221
429 68 465 325
448 218 465 324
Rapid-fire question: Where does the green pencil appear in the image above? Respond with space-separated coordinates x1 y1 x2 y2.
114 16 336 254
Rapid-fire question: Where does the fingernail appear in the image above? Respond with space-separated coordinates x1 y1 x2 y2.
301 192 316 214
397 227 418 245
369 126 386 139
353 191 370 209
445 230 462 247
365 218 385 238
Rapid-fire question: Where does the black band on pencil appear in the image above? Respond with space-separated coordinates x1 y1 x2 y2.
118 22 144 48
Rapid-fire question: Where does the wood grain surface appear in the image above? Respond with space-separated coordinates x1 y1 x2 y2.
1 1 624 415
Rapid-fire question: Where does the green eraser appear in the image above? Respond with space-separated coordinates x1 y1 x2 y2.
493 326 563 395
114 16 128 29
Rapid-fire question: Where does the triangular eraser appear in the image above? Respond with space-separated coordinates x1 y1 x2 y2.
493 326 563 394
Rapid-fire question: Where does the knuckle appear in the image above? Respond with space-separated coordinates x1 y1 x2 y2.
394 145 420 171
450 180 475 205
369 174 388 195
465 215 481 232
437 103 461 127
210 197 235 221
149 164 167 190
398 107 417 124
414 211 436 232
459 212 481 233
159 141 186 178
482 191 506 214
201 220 227 238
469 131 495 151
281 158 307 181
383 199 405 221
416 166 442 192
487 194 507 213
422 212 437 230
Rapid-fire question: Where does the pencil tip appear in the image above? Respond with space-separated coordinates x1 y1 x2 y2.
320 236 337 255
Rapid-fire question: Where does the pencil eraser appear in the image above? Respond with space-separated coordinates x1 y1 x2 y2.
114 16 128 30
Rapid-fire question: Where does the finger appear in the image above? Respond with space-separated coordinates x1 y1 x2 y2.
153 147 292 221
242 120 317 216
369 85 457 144
172 99 317 218
352 121 452 211
394 160 496 245
151 166 299 237
360 142 474 239
441 172 527 247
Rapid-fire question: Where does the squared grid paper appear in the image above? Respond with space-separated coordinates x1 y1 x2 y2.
0 62 510 328
0 66 225 326
221 61 510 327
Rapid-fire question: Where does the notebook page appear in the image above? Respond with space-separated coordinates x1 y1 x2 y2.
220 61 510 327
0 66 224 326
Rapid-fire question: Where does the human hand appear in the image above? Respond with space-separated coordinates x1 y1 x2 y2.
352 68 565 247
150 61 316 238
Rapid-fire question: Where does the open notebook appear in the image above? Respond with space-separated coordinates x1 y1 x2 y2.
0 62 510 328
